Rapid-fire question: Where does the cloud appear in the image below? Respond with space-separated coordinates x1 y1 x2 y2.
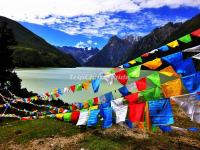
75 40 97 49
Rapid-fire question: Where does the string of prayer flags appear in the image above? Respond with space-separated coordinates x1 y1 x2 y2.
92 79 101 93
161 78 183 98
125 92 139 104
158 45 169 51
173 58 196 76
135 57 143 63
162 52 183 67
104 74 115 85
71 111 80 123
182 72 200 93
87 109 100 127
148 99 174 125
115 70 128 85
63 112 72 122
141 87 161 101
142 58 162 70
82 80 90 90
167 40 179 48
172 94 200 123
76 111 89 126
70 85 76 93
159 66 179 77
191 28 200 37
147 72 161 87
118 86 130 96
75 84 82 91
128 102 146 123
135 77 147 91
127 65 141 78
101 107 113 128
178 34 192 43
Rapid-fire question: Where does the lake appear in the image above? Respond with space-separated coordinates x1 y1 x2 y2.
15 67 171 103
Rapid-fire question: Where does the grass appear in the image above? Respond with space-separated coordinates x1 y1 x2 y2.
0 106 200 150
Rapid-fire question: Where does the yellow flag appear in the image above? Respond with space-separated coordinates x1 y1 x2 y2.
128 60 136 65
167 40 179 48
142 58 162 70
55 113 64 120
161 78 183 97
82 80 90 90
89 105 98 110
159 66 179 77
0 105 4 108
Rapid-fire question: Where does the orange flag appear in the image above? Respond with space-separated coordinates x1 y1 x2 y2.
142 58 162 70
159 66 179 77
167 40 179 48
161 78 183 98
82 80 90 90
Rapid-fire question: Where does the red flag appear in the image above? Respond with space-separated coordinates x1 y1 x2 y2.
115 70 128 85
135 78 147 91
128 102 146 122
71 104 77 111
93 97 99 105
125 92 138 104
71 111 80 123
191 28 200 37
141 53 150 58
70 85 76 92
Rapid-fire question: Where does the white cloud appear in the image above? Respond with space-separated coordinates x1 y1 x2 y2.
75 40 97 49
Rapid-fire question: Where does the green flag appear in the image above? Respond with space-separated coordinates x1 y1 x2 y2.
135 57 142 63
127 65 141 78
109 68 115 73
147 72 160 87
88 99 93 107
178 34 192 43
63 113 72 122
141 87 161 101
75 84 82 91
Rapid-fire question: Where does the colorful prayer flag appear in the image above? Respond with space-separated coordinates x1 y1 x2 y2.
142 58 162 70
191 28 200 37
147 72 160 87
159 66 179 77
178 34 192 43
158 45 169 51
87 109 100 127
167 40 179 48
115 70 128 85
127 65 141 78
135 78 147 91
92 79 101 93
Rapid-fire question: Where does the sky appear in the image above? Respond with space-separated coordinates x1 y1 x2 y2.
0 0 200 49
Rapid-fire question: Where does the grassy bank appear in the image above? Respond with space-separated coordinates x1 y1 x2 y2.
0 106 200 150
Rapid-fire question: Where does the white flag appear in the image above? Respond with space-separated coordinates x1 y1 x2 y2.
104 74 115 85
76 111 89 126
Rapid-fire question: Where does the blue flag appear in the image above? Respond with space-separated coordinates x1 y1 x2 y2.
148 98 174 125
105 92 114 103
182 72 200 93
87 109 100 127
173 58 196 76
158 45 169 51
161 52 183 68
123 63 131 68
159 125 172 132
118 86 129 96
101 107 113 128
92 79 101 93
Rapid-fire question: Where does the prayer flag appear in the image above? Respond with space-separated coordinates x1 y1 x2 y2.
123 63 131 68
125 92 139 104
127 65 141 78
128 60 136 65
115 70 128 85
87 109 100 127
101 107 113 128
75 84 82 91
162 52 183 67
135 57 143 63
161 78 183 98
167 40 179 48
158 45 169 51
93 97 99 105
148 99 174 125
126 82 137 92
55 113 64 120
118 86 130 96
114 105 128 123
191 28 200 37
147 72 160 87
182 72 200 93
142 58 162 70
70 85 76 93
141 87 161 101
71 111 80 123
159 66 179 77
128 102 146 122
82 80 90 90
88 99 93 107
178 34 192 43
63 112 72 122
135 78 147 91
76 111 89 126
92 79 101 93
104 74 115 85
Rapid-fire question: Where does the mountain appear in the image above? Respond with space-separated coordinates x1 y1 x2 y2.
84 35 139 67
57 46 99 65
0 16 80 67
85 14 200 67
